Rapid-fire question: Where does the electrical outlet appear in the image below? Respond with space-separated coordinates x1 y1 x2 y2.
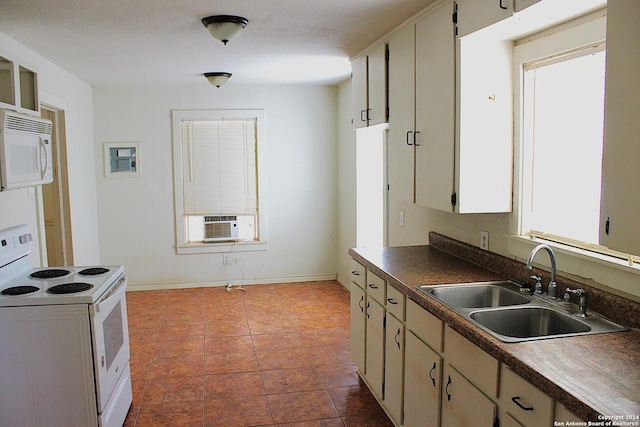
480 231 489 250
223 254 230 264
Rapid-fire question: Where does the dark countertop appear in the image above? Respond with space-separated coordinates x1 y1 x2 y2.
349 242 640 422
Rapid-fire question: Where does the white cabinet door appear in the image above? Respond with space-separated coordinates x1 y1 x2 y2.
442 364 497 427
352 44 387 129
403 331 441 427
365 297 385 399
387 23 416 205
415 1 456 211
456 0 514 37
384 314 404 425
455 28 513 213
599 0 640 256
352 55 368 129
350 285 366 374
368 43 388 127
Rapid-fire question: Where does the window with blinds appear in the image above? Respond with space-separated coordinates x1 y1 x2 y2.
173 111 263 245
181 119 257 217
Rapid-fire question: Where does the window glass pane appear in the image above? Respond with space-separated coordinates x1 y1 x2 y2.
524 49 606 243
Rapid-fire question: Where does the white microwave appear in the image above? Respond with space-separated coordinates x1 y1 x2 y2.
0 109 53 191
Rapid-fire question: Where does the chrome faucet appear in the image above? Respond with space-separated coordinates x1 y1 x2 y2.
525 244 557 298
564 287 588 317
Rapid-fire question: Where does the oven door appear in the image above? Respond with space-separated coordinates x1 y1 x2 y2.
89 273 130 413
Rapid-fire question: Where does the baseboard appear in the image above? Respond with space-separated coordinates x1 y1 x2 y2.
126 273 338 292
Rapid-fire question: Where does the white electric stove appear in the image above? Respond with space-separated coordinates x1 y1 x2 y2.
0 224 132 427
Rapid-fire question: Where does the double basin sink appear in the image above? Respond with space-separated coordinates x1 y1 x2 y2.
417 281 627 343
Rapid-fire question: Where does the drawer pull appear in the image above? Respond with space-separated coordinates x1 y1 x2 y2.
368 284 379 289
428 362 436 387
511 396 534 411
351 271 360 276
387 298 398 305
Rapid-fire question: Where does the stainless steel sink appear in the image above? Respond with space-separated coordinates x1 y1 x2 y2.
470 306 591 342
425 281 530 308
416 281 627 343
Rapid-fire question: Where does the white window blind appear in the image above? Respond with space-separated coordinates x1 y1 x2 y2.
181 119 257 216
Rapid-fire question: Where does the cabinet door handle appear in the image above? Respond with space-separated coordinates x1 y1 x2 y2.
429 362 437 387
366 301 370 319
351 270 360 276
499 0 508 10
406 130 414 145
394 328 401 349
511 397 534 411
360 109 367 122
387 298 398 305
358 295 364 313
414 130 420 147
445 375 452 401
368 283 378 290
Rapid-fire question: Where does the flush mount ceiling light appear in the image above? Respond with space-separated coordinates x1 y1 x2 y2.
204 72 232 88
202 15 249 45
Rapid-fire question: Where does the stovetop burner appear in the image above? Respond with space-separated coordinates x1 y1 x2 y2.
78 267 110 276
1 285 40 296
47 283 94 294
30 269 70 279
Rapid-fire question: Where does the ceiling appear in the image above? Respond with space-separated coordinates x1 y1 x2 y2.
0 0 437 87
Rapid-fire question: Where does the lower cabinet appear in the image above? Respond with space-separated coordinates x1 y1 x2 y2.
349 284 366 373
384 314 405 425
349 257 585 427
442 364 498 427
365 297 386 399
403 330 441 427
499 366 554 427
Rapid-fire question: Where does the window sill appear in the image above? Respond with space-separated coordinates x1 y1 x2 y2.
506 234 640 298
176 240 268 255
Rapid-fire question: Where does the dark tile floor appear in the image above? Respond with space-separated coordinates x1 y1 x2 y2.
124 281 394 427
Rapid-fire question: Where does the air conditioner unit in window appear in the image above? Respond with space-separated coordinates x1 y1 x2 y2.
203 216 238 242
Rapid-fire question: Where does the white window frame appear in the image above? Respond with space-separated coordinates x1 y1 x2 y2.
508 10 640 297
171 109 269 255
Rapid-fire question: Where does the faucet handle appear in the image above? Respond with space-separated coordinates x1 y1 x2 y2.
530 275 543 294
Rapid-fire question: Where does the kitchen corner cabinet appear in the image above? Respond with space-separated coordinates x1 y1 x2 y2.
455 0 514 38
352 43 387 129
0 50 40 116
387 0 456 211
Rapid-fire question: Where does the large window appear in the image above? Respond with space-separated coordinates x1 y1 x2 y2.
172 110 267 253
514 13 608 251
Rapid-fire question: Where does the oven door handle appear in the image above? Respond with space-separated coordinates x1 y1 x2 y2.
93 274 127 313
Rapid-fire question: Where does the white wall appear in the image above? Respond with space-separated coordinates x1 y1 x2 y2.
93 84 339 288
0 31 100 266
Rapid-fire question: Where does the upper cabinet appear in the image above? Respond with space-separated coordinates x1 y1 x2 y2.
455 0 513 38
599 0 640 256
352 43 388 129
388 1 456 212
0 50 40 116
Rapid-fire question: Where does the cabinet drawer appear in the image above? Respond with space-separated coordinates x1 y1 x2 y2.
366 269 386 305
386 285 405 321
406 299 443 352
350 259 366 290
500 366 553 427
444 325 499 398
